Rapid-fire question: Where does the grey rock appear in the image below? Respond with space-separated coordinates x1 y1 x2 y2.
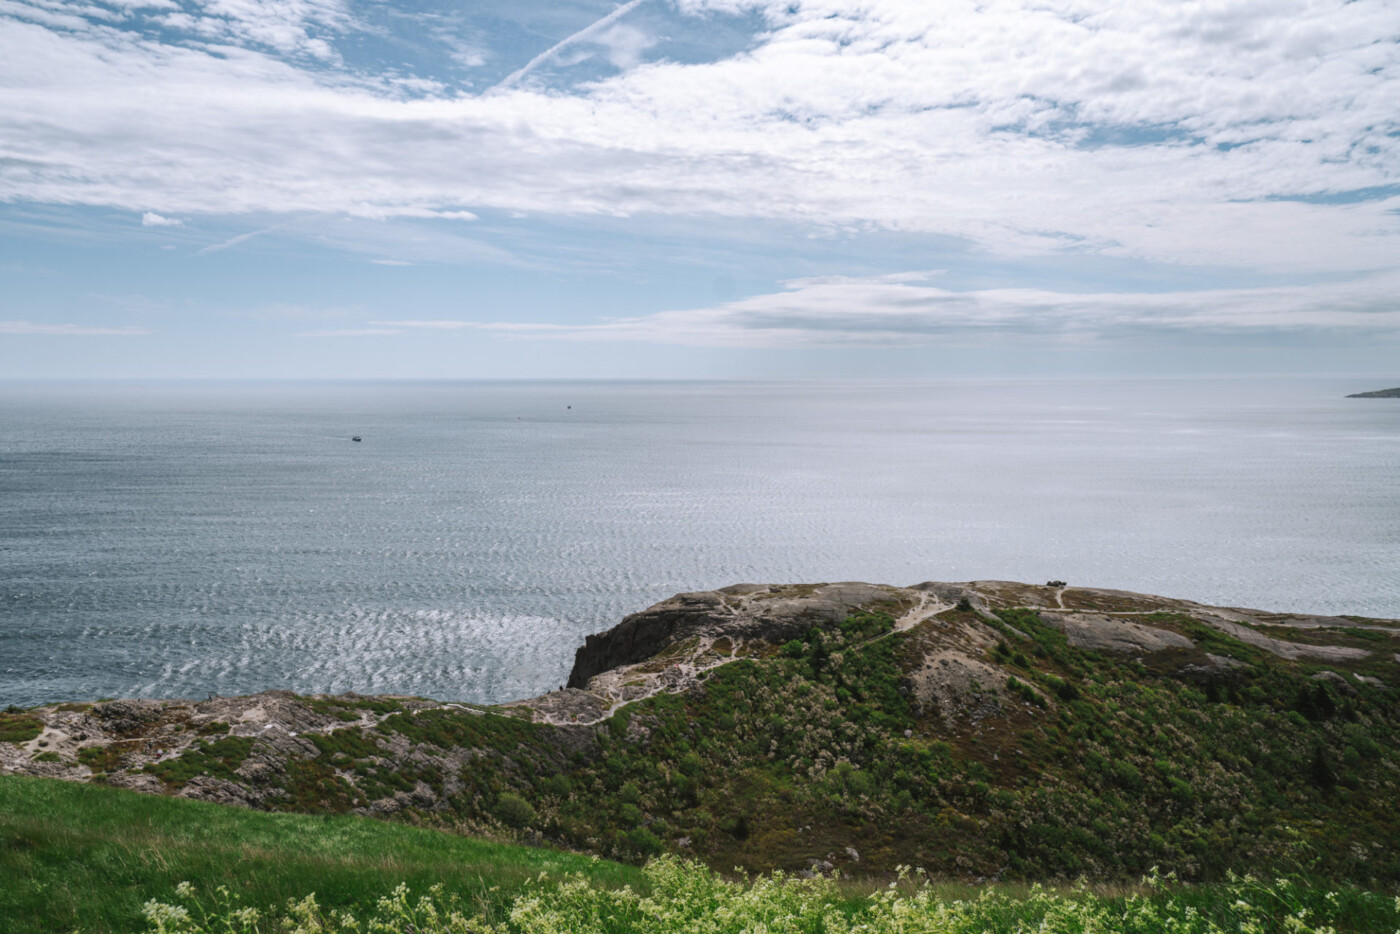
1040 612 1194 654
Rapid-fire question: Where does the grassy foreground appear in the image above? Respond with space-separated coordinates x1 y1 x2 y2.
7 775 1400 934
143 856 1400 934
0 775 640 934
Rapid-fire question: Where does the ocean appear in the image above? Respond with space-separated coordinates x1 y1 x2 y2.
1 378 1396 709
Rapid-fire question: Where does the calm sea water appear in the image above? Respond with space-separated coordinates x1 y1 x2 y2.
1 378 1397 708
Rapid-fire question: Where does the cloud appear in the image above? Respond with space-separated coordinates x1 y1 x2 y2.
160 0 354 61
0 0 1396 274
444 272 1400 348
591 23 657 70
192 226 279 255
0 320 150 335
493 0 651 89
140 211 182 227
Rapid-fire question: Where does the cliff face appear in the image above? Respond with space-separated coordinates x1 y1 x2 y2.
566 582 905 688
4 579 1400 883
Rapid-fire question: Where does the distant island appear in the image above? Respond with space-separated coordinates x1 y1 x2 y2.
3 579 1399 884
1346 387 1400 398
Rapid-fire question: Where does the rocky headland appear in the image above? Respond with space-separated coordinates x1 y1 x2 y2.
1346 387 1400 398
3 580 1399 882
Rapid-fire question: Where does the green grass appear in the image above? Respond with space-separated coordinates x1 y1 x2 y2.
6 776 1397 933
0 775 641 934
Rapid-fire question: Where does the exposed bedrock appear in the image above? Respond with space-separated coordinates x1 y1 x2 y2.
566 582 901 688
567 579 1394 690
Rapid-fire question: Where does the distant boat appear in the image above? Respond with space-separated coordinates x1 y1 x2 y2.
352 436 362 442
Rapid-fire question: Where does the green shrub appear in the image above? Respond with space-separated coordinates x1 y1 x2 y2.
540 773 572 798
620 827 664 859
495 792 536 829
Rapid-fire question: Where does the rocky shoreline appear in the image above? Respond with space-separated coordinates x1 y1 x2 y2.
4 580 1393 800
3 579 1398 879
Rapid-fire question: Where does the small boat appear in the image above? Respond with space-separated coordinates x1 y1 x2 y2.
352 436 362 442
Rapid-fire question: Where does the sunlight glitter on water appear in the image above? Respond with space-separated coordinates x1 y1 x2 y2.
1 378 1396 707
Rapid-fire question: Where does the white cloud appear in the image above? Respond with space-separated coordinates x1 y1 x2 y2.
0 0 1396 274
591 23 657 70
140 210 182 226
0 319 150 334
438 271 1400 348
164 0 353 60
494 0 651 89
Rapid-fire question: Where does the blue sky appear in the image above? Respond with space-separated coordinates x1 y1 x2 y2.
1 0 1397 378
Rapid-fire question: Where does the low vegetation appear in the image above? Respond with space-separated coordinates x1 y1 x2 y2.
0 774 639 934
141 857 1400 933
416 605 1400 882
6 589 1400 916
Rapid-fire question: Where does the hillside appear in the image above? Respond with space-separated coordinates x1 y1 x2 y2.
4 580 1399 883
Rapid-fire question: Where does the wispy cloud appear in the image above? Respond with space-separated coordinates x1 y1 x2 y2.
0 320 151 335
440 272 1400 348
0 0 1396 275
193 226 279 256
493 0 651 89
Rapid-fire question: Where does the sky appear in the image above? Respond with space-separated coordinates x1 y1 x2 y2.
1 0 1397 379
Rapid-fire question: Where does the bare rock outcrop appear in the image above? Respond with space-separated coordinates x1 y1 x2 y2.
1040 612 1194 654
566 582 912 688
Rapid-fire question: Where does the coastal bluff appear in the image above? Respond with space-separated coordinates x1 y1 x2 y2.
3 580 1399 882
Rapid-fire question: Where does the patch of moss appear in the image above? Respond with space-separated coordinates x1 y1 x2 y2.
144 737 255 789
269 758 362 813
308 728 383 762
377 708 542 752
306 696 403 720
0 713 43 744
77 743 136 775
